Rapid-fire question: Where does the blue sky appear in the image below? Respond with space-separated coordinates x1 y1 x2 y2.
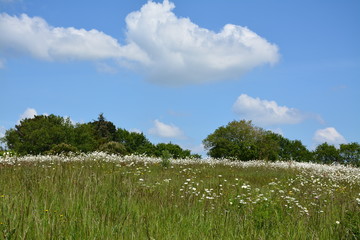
1 0 359 155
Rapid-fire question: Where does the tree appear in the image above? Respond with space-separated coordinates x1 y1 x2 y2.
203 120 266 160
154 143 192 159
339 142 360 166
4 115 74 155
91 114 116 145
72 123 98 152
313 143 341 164
203 120 312 161
115 128 154 154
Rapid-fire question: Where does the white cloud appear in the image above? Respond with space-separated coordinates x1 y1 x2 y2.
0 0 279 86
313 127 346 147
0 13 122 61
123 0 279 85
233 94 306 126
129 128 142 134
18 108 37 124
149 119 185 139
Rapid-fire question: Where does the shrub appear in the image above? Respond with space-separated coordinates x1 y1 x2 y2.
48 143 78 155
98 141 127 155
160 150 172 168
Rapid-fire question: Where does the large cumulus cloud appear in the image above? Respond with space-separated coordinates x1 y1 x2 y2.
0 0 279 85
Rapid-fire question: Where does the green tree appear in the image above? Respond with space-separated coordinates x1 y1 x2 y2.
115 128 154 154
91 114 116 145
154 143 191 159
72 123 98 152
4 115 74 155
313 143 341 164
271 134 312 162
339 142 360 166
203 120 266 160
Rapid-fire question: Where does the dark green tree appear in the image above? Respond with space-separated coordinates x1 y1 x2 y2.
339 142 360 166
154 143 191 159
203 120 266 160
91 114 116 145
115 128 154 154
72 123 98 152
4 115 74 155
313 143 341 164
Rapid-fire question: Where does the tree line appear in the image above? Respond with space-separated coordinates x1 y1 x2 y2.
1 115 359 166
203 120 359 166
1 114 199 159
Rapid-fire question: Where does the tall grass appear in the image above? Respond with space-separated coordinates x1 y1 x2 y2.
0 154 359 239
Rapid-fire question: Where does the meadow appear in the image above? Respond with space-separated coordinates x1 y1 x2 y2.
0 153 359 239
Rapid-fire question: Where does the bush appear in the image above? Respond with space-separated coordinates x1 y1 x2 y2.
98 141 127 155
47 143 78 155
160 150 172 168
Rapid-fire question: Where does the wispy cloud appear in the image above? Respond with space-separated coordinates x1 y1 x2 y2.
313 127 346 147
0 0 279 85
233 94 306 126
149 119 185 139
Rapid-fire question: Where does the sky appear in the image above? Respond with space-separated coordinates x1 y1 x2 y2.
0 0 359 155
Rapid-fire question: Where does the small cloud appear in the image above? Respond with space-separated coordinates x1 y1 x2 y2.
149 119 185 139
129 128 142 134
313 127 346 147
18 108 37 124
233 94 306 126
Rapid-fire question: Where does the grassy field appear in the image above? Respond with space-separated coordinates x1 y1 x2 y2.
1 153 359 239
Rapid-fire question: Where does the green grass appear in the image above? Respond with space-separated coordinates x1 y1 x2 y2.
0 155 359 239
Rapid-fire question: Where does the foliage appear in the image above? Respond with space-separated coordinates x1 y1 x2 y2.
90 113 117 145
98 141 127 155
4 115 74 155
115 128 154 154
72 123 98 152
160 150 172 168
154 143 191 159
203 120 263 160
47 143 78 155
313 143 341 164
3 113 195 157
340 142 360 166
203 120 316 162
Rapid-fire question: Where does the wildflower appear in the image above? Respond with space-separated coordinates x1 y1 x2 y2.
139 178 144 182
336 221 340 224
